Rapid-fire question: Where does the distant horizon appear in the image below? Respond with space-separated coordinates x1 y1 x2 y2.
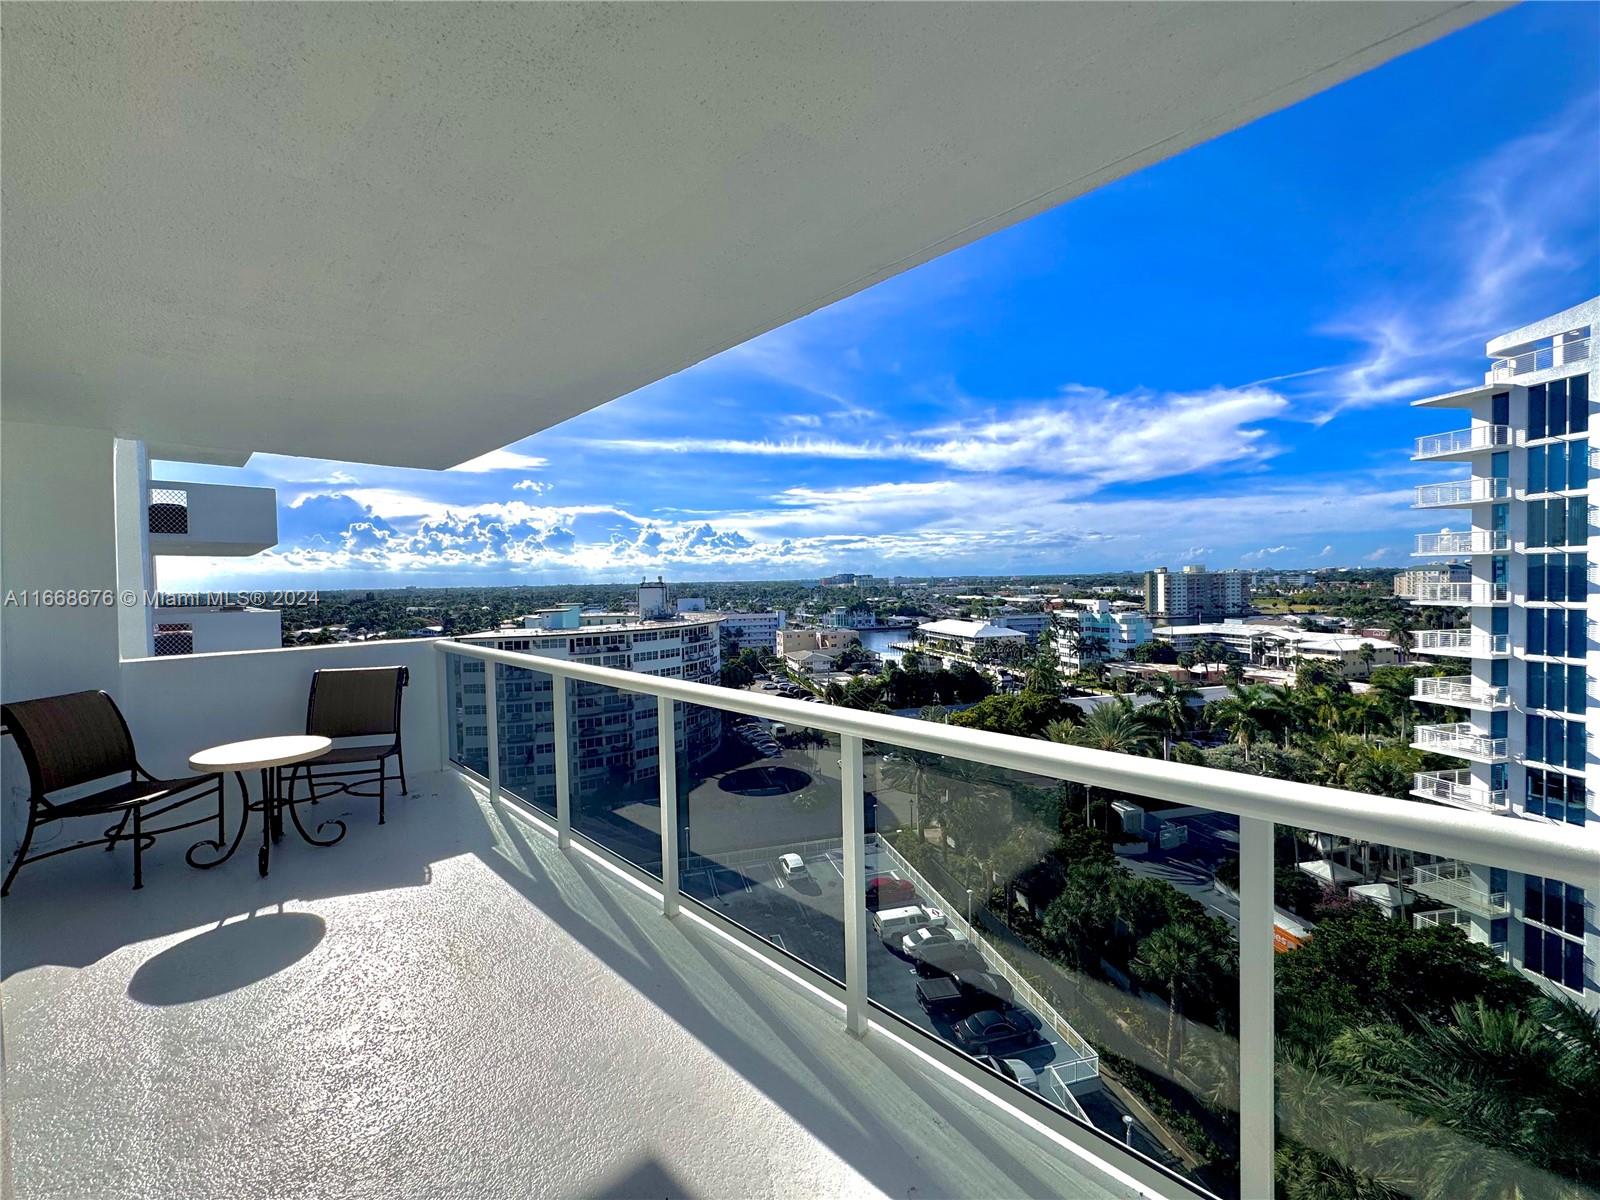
154 563 1399 597
154 5 1598 592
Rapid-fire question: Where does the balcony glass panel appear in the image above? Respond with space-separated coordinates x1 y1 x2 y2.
497 662 556 817
448 654 490 778
862 742 1241 1199
1274 835 1591 1198
568 679 663 875
677 703 845 982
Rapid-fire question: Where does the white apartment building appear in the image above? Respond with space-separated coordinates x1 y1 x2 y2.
991 609 1053 641
453 595 722 808
1143 565 1253 625
1407 296 1596 1009
913 618 1026 665
715 610 787 654
1057 601 1154 669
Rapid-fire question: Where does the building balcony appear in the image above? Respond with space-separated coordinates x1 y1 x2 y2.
1413 478 1511 508
1412 426 1513 461
1410 722 1508 763
1412 530 1509 556
1407 629 1510 657
1410 769 1509 811
147 480 278 557
6 637 1593 1200
1409 862 1511 918
1412 906 1473 932
1412 677 1510 710
151 604 283 655
1487 334 1591 381
1407 581 1509 606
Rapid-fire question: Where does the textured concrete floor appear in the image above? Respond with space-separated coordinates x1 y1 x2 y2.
1 772 1125 1200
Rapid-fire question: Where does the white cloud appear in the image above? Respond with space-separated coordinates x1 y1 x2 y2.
513 479 551 494
1363 546 1395 562
592 384 1288 488
1241 545 1296 562
447 448 550 473
1318 544 1334 558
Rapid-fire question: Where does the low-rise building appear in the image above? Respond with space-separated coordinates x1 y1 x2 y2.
717 610 787 654
913 618 1026 664
1153 621 1400 678
1057 600 1154 668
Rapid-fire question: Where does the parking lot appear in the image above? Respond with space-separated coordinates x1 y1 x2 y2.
682 837 1099 1106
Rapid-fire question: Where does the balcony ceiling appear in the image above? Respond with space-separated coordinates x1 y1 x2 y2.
2 2 1489 469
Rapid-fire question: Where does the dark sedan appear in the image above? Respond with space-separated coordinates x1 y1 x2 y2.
949 1008 1042 1055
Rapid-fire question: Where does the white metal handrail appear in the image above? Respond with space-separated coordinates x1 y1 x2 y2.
1413 530 1509 555
1413 425 1512 459
1411 769 1507 810
1413 478 1510 507
1412 629 1510 656
1413 907 1471 931
1411 722 1507 760
1411 861 1509 917
435 642 1596 890
1412 677 1509 708
1408 581 1508 605
1488 334 1591 380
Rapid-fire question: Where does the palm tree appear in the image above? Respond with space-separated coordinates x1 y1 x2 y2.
1206 682 1285 763
1386 618 1411 663
1048 698 1157 825
1133 922 1218 1068
1138 675 1200 760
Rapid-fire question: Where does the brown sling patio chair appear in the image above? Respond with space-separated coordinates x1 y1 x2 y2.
281 666 408 825
0 690 224 894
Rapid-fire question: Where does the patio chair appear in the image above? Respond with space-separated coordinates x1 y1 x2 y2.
0 690 224 894
282 667 408 824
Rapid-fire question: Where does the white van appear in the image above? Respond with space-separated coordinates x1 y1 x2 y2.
873 904 947 944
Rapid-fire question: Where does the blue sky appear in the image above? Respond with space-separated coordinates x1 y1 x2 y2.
162 5 1600 590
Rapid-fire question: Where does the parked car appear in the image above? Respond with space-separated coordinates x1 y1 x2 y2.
900 924 966 958
982 1055 1039 1091
950 1009 1042 1055
777 852 809 881
950 969 1014 1008
910 940 989 979
866 875 916 910
915 976 964 1019
873 904 939 946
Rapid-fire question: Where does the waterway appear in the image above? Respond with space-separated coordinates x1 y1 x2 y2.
859 626 908 662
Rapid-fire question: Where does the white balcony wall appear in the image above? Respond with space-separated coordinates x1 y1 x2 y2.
117 639 445 782
152 606 283 654
148 478 277 556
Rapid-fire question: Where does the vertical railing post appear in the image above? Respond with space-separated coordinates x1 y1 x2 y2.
841 733 868 1037
484 661 500 804
1238 814 1275 1200
658 698 679 917
436 649 453 772
552 672 572 849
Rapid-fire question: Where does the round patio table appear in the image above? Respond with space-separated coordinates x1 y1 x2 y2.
185 735 340 877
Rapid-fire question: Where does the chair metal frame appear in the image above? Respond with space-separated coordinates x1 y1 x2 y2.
1 691 224 894
280 667 408 825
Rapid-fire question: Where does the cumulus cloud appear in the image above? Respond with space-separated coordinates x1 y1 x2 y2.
513 479 550 494
1241 545 1296 561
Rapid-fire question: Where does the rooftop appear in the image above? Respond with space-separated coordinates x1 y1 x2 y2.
1 769 1122 1200
917 619 1028 640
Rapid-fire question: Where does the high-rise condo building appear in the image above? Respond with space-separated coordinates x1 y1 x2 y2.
1407 296 1596 1009
1142 565 1253 625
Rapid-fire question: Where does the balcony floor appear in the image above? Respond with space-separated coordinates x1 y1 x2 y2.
2 770 1121 1200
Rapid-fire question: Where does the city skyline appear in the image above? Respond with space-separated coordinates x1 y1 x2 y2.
157 4 1599 590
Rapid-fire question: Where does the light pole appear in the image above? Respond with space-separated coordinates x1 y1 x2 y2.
966 887 973 924
1122 1114 1135 1147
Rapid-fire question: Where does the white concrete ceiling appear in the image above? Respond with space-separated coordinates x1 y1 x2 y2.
2 3 1491 469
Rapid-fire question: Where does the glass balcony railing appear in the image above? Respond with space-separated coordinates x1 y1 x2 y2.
1487 334 1591 380
1412 906 1472 932
1409 861 1509 917
437 640 1595 1200
1413 478 1510 508
1410 722 1508 762
1413 425 1512 460
1411 629 1510 656
1411 677 1509 708
1413 530 1509 555
1410 768 1509 810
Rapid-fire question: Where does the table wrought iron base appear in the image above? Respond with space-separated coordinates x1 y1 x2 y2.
187 767 346 877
